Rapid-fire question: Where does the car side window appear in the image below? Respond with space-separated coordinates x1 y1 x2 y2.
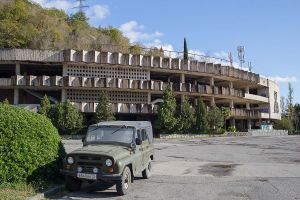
141 129 148 141
137 129 142 140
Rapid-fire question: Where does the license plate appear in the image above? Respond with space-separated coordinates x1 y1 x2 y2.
77 173 97 180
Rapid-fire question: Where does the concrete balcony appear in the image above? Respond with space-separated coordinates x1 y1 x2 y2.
231 108 262 118
244 93 269 103
0 49 261 83
71 102 158 113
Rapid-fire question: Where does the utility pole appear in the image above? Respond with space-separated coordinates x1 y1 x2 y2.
237 46 245 69
74 0 89 12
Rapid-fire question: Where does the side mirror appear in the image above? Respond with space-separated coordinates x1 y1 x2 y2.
135 138 142 145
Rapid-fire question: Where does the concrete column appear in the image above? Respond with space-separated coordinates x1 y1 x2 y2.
147 92 151 104
15 63 21 75
147 69 151 80
14 88 19 105
62 64 68 76
230 100 234 108
246 102 250 110
245 86 250 94
230 117 236 128
167 77 171 83
180 73 185 83
61 89 66 102
181 94 185 104
211 96 215 106
210 77 214 86
229 81 233 88
247 119 252 131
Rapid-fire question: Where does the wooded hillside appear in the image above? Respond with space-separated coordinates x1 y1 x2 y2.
0 0 131 50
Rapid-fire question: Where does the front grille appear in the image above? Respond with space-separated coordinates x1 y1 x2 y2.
79 155 102 161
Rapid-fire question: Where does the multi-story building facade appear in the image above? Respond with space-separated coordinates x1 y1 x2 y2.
0 48 280 131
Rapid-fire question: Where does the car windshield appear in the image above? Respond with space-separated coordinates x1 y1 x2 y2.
86 126 134 145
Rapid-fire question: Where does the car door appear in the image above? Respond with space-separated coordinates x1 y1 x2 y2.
133 129 144 174
140 128 150 168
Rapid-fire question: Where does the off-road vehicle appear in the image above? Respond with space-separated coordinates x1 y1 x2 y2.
60 121 154 195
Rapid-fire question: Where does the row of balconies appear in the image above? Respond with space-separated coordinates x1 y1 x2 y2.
0 49 260 83
1 75 245 98
71 102 159 114
231 108 263 119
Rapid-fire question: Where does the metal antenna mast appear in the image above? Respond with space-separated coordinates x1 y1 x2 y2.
248 61 252 72
74 0 89 12
237 46 245 69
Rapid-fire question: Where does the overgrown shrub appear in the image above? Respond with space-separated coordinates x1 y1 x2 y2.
274 117 294 134
47 101 84 135
227 126 237 132
0 103 64 183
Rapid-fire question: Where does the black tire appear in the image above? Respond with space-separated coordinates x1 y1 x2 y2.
65 176 82 192
142 159 152 179
116 166 132 196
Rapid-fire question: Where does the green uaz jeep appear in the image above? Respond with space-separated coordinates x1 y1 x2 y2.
60 121 154 195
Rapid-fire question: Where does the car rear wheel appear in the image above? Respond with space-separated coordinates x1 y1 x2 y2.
65 176 82 192
142 159 152 179
116 166 131 196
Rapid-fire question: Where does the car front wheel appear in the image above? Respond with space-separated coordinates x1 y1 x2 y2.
65 176 82 192
116 166 132 195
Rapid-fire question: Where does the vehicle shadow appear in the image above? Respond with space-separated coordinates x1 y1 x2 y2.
54 177 145 199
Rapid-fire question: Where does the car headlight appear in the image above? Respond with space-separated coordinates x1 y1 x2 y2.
105 159 113 167
67 156 74 164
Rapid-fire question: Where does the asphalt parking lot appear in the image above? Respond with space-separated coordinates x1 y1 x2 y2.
56 136 300 200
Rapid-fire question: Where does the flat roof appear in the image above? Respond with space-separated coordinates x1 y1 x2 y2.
92 121 152 129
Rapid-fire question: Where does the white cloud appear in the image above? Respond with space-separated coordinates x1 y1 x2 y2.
86 4 110 20
119 21 163 43
268 76 298 83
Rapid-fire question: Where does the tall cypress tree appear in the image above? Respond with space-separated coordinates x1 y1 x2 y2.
95 91 115 123
157 85 178 133
38 95 51 115
178 97 195 134
184 38 189 60
195 96 209 133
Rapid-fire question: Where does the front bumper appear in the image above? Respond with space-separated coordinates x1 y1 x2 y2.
60 169 122 181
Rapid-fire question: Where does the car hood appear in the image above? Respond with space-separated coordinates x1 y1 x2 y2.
69 144 131 160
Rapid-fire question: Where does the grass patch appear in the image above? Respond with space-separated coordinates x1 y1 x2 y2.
0 182 36 200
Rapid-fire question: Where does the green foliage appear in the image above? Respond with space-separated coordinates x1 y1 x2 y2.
94 91 115 123
177 97 195 134
157 85 178 134
47 101 84 135
0 0 130 50
2 98 10 105
183 38 188 60
207 105 224 131
274 117 294 134
37 95 51 115
69 11 88 27
0 104 64 183
195 96 209 133
227 126 236 132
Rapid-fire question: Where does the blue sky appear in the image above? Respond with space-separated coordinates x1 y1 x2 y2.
33 0 300 103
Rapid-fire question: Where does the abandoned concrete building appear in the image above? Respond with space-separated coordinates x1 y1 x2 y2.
0 48 280 131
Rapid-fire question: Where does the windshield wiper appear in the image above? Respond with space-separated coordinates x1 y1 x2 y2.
110 126 126 134
89 126 102 133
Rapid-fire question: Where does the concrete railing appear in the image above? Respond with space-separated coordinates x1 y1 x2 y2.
0 75 246 99
0 48 260 83
244 93 269 103
231 108 262 118
70 102 159 113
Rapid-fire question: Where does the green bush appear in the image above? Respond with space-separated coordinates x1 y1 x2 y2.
274 117 294 134
47 101 84 135
227 126 237 132
0 103 64 183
